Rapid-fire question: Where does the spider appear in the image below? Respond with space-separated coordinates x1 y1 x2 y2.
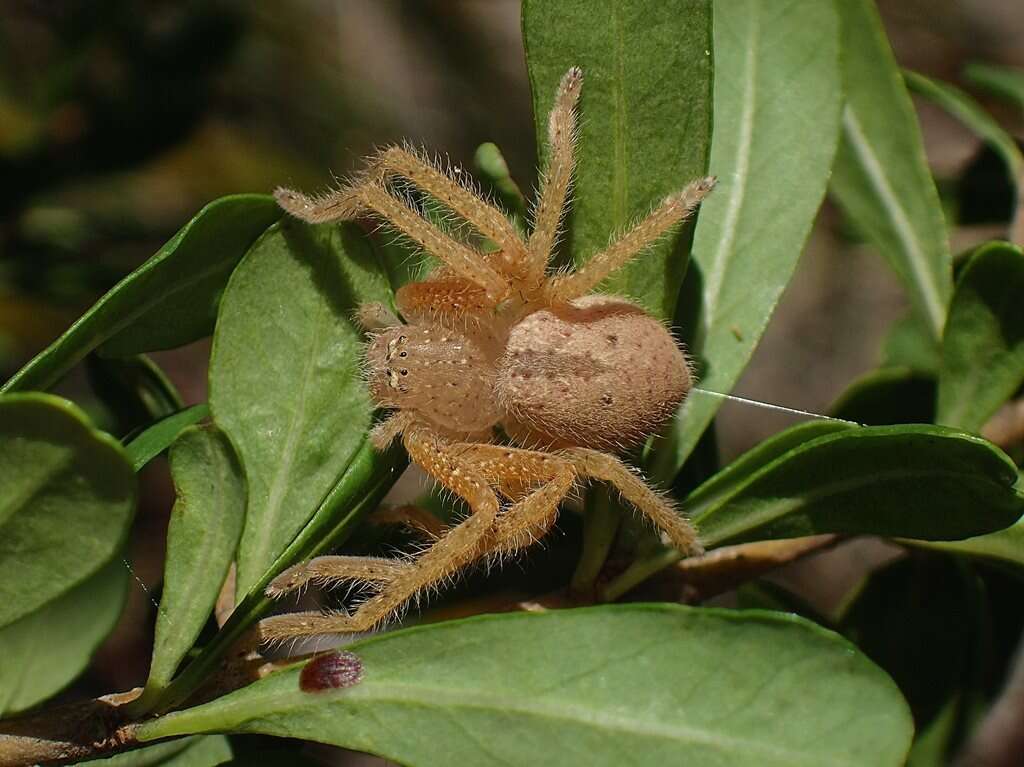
260 67 715 642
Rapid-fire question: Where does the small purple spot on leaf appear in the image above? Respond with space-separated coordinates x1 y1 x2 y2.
300 650 364 692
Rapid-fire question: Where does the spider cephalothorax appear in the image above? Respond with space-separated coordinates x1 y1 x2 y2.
261 67 714 641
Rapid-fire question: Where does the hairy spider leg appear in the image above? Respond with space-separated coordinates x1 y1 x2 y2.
370 504 446 540
527 66 583 284
366 146 529 276
275 181 511 301
394 277 496 326
261 418 503 640
560 447 703 556
547 175 716 304
266 555 412 597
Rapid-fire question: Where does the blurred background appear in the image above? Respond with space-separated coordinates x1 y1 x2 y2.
2 0 1023 762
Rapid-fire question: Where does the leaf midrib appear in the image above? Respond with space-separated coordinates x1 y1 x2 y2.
840 107 945 340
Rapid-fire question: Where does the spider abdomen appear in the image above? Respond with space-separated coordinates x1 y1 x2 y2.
496 295 691 450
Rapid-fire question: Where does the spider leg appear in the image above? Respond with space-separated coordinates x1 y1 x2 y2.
527 67 583 284
370 504 446 540
260 420 501 640
547 176 716 303
560 447 703 557
276 182 511 301
356 302 402 331
454 444 577 556
265 556 413 598
366 146 529 276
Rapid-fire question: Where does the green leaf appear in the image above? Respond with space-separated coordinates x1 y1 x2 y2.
830 367 936 425
830 0 952 344
134 426 245 712
963 62 1024 113
937 242 1024 432
692 425 1023 549
209 218 392 595
908 516 1024 568
684 421 856 520
138 605 913 767
522 0 713 321
151 438 406 714
87 354 184 433
0 559 127 715
904 70 1023 185
840 557 981 728
74 736 232 766
123 404 211 472
882 312 942 374
0 393 136 628
654 0 842 479
1 195 280 393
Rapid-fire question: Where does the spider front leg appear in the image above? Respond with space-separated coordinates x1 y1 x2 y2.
528 67 583 283
547 176 716 303
275 181 511 301
260 418 502 641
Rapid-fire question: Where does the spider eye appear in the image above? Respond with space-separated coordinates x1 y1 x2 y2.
398 351 408 358
398 335 408 343
399 368 409 376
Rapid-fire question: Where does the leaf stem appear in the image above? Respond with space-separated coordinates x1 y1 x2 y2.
570 487 622 595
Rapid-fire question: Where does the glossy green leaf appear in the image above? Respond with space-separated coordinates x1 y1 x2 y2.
0 393 136 628
74 736 232 766
123 404 211 472
522 0 713 321
831 0 952 344
2 195 280 393
654 0 842 479
134 426 245 712
209 218 392 595
830 367 936 425
937 242 1024 432
905 70 1023 184
684 421 856 519
139 605 913 766
0 559 127 715
963 62 1024 112
692 425 1023 548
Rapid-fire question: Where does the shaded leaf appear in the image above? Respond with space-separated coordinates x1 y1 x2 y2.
840 557 981 729
655 0 842 479
138 605 913 767
74 736 232 766
2 195 280 393
908 517 1024 568
937 242 1024 432
0 393 135 627
135 426 246 711
963 62 1024 113
882 312 942 374
830 367 936 425
831 0 952 344
0 559 127 715
692 425 1023 549
904 70 1023 184
522 0 713 321
209 218 392 595
123 404 211 472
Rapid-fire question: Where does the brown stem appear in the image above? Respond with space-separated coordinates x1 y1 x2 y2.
0 691 142 767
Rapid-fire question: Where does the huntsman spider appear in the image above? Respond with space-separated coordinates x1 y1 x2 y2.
261 67 715 641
